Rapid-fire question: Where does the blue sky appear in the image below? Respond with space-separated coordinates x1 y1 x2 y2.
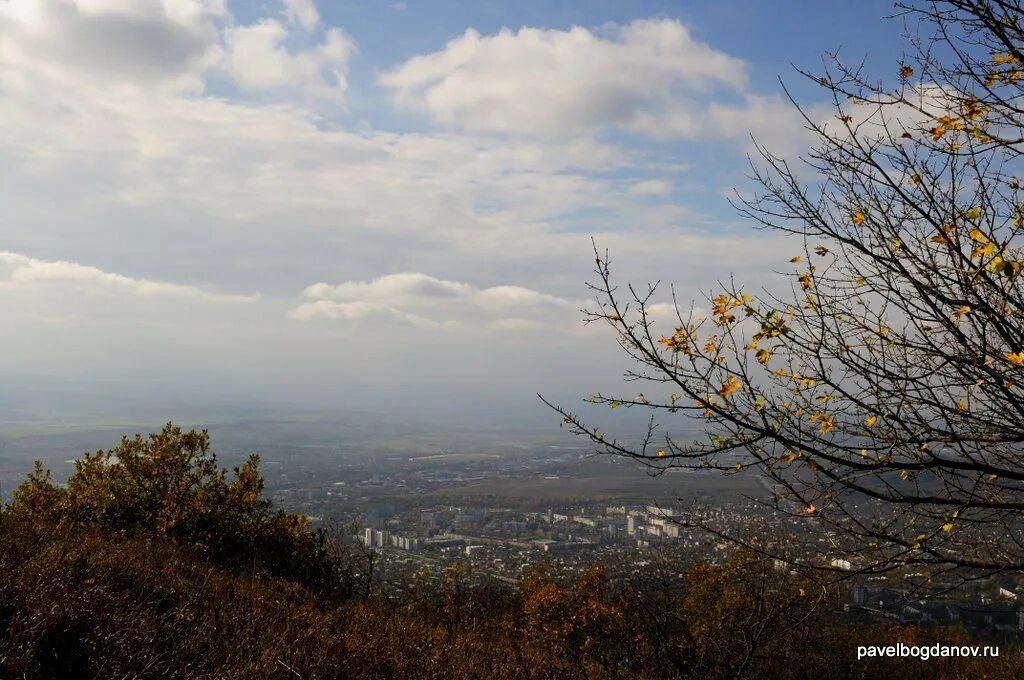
0 0 912 420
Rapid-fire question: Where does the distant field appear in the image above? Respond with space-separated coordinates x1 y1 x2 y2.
409 453 502 462
433 468 766 502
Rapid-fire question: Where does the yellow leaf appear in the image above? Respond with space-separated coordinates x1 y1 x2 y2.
852 211 865 227
1006 352 1024 365
656 449 666 457
952 305 971 320
865 415 878 427
717 376 742 398
900 470 910 480
755 349 771 365
942 522 954 533
809 413 836 435
972 242 996 258
790 256 802 263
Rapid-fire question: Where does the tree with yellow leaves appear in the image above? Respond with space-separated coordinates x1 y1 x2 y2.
548 1 1024 588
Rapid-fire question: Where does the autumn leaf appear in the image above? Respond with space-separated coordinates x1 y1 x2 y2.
656 449 666 458
899 65 914 79
717 376 742 398
963 100 985 120
952 305 972 320
798 273 813 290
942 522 954 533
799 504 816 516
809 413 836 435
865 415 878 427
1006 352 1024 365
755 349 771 365
790 256 803 263
931 115 965 142
658 327 693 355
972 243 996 259
852 211 865 227
990 258 1022 279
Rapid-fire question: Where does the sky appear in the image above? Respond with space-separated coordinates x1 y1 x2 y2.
0 0 905 424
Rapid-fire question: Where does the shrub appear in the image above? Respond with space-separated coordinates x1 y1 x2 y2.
9 423 347 593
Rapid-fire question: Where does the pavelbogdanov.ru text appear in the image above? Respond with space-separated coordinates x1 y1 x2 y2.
857 643 998 661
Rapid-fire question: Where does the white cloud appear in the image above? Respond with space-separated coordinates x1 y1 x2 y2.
380 19 821 155
288 300 429 324
628 179 672 196
0 0 353 104
381 19 748 138
293 272 578 327
0 0 224 90
0 251 257 303
282 0 319 30
302 272 473 301
223 20 353 99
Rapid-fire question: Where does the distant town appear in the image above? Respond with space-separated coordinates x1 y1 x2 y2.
4 416 1024 639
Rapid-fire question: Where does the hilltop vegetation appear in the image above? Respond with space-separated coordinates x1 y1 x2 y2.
0 425 1018 679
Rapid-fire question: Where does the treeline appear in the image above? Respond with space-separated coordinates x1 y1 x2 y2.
0 425 1017 678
